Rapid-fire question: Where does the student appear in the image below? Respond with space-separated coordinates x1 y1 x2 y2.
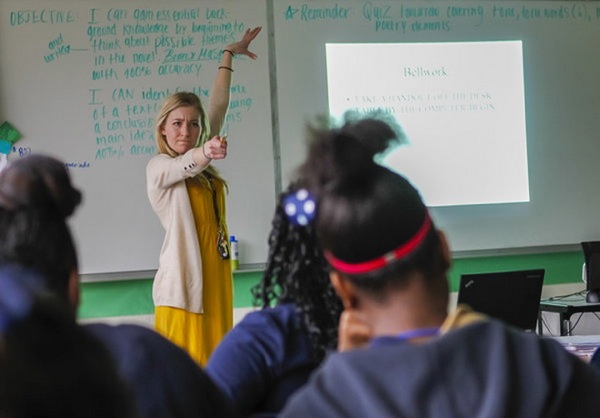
281 117 600 418
0 264 135 418
205 185 343 417
0 154 238 418
146 27 261 365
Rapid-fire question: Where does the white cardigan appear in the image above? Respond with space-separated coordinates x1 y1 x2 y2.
146 149 206 313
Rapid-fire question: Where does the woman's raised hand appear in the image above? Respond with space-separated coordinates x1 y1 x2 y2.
225 27 262 60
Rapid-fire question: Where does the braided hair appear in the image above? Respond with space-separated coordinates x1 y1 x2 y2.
251 186 343 361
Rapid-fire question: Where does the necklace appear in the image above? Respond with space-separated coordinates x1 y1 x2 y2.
370 327 440 347
199 173 230 260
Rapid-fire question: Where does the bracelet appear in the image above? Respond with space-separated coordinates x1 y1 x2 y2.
202 144 211 159
218 66 234 72
222 49 235 57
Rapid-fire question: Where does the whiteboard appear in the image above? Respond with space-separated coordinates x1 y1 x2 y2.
273 0 600 254
4 0 600 276
0 0 274 274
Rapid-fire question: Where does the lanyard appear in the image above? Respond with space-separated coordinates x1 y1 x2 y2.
206 174 222 229
370 327 440 347
205 174 230 260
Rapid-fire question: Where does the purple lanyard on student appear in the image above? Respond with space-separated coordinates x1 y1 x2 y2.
370 327 440 347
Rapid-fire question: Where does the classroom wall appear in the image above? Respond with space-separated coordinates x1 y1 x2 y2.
3 1 600 332
79 249 586 317
79 249 600 336
3 0 600 276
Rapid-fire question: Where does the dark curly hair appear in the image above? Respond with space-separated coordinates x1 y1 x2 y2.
0 154 82 307
251 185 343 361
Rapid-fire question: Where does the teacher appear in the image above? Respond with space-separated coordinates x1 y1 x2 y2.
146 26 261 365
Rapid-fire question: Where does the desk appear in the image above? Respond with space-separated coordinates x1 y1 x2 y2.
538 298 600 336
550 335 600 362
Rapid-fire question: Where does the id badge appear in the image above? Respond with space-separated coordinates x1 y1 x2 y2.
217 229 230 260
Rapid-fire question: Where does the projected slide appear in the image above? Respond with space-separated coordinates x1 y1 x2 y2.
326 41 529 207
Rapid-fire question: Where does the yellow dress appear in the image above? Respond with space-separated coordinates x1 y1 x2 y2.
155 175 233 366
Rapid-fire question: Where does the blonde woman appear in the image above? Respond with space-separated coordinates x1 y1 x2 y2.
146 27 261 365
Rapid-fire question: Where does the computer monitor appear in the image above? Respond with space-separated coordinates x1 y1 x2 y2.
581 242 600 303
457 269 545 332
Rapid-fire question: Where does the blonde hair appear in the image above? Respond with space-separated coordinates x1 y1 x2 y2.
155 92 226 188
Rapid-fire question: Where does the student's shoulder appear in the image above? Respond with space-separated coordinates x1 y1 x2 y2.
212 304 308 360
85 322 163 342
237 304 303 332
85 323 240 418
280 351 372 418
84 322 194 364
85 323 219 390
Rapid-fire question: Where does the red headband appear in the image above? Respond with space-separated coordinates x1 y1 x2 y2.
325 214 432 275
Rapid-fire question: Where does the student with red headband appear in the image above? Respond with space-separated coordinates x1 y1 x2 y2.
281 116 600 418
